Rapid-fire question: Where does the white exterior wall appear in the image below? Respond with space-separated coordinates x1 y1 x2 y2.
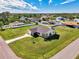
41 30 55 38
74 19 79 22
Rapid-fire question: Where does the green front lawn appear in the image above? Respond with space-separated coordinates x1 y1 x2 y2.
0 26 33 40
9 26 79 59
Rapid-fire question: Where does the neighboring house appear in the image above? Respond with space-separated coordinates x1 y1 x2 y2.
40 15 49 20
9 21 25 28
56 16 65 21
74 18 79 22
2 25 10 29
63 22 79 28
20 16 27 21
10 21 25 26
54 21 63 26
2 21 33 29
41 21 49 24
48 20 55 24
30 26 56 38
27 18 41 22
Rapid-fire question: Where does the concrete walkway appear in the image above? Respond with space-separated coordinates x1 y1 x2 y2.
0 37 21 59
6 33 31 44
50 38 79 59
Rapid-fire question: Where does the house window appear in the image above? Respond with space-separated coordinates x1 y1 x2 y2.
46 33 48 37
42 33 45 38
42 33 48 38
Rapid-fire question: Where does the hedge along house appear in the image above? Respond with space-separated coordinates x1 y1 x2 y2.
29 26 56 38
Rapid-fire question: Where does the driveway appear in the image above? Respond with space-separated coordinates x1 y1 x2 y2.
50 38 79 59
6 33 31 44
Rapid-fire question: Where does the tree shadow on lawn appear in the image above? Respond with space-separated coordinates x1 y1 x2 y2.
0 29 5 31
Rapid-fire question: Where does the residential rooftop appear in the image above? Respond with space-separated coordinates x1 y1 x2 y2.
63 22 79 26
30 26 53 33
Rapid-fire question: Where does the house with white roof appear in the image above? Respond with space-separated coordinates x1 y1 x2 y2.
56 16 65 21
74 18 79 22
20 16 27 21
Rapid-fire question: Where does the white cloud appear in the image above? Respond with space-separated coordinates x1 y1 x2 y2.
0 0 38 13
32 6 38 10
39 0 42 5
49 0 52 4
61 0 76 4
39 0 42 2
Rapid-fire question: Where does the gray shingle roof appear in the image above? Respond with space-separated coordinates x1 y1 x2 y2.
30 26 52 33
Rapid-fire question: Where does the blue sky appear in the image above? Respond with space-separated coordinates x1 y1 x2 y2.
0 0 79 13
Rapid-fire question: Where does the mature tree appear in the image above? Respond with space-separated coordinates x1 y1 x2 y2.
2 11 10 18
0 21 4 30
1 11 11 25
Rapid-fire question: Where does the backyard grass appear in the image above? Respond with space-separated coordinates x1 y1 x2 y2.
9 26 79 59
0 26 33 40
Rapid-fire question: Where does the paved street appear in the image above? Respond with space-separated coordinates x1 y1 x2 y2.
0 37 21 59
50 38 79 59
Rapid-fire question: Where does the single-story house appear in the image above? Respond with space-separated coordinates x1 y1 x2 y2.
2 25 10 29
74 18 79 22
2 21 33 29
41 21 49 24
9 21 24 26
20 16 25 21
40 15 49 19
48 20 54 24
56 16 65 21
20 16 28 22
27 18 41 22
29 26 56 38
63 22 79 28
9 21 25 28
